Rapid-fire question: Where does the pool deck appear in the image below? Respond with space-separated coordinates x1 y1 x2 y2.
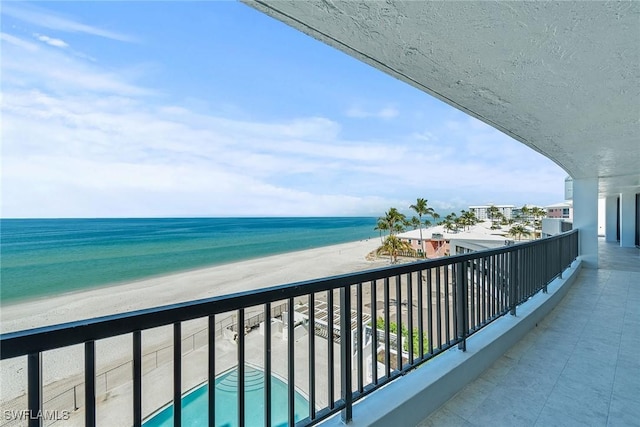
22 316 335 426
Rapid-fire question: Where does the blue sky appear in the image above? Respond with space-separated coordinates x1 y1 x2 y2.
1 1 567 218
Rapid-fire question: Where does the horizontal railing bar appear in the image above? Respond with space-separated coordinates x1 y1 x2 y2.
1 230 577 360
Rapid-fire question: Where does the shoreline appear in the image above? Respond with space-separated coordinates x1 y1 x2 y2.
0 238 385 333
0 240 374 309
0 237 387 408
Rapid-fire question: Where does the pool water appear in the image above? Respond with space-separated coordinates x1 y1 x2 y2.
142 366 309 427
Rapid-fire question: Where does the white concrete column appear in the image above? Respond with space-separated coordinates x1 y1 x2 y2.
605 196 619 242
573 178 599 268
619 191 637 247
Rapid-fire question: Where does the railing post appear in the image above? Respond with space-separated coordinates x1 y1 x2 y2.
27 352 42 427
287 300 295 427
174 322 182 427
307 295 315 422
509 250 517 316
84 341 96 427
340 286 353 423
455 262 467 351
208 315 216 427
543 241 550 293
133 331 142 427
240 309 247 427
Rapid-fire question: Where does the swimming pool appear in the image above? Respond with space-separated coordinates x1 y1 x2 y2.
142 365 309 427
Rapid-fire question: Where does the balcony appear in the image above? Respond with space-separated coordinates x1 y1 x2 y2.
1 231 583 427
416 238 640 427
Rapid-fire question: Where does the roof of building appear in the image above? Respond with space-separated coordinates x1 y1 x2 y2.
398 221 509 242
545 201 573 209
468 204 515 209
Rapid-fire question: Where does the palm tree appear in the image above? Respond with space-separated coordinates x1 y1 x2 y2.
442 219 454 233
374 218 389 244
375 207 406 243
409 198 436 258
409 216 421 230
519 205 531 225
459 209 478 231
508 224 530 241
382 207 407 236
530 206 547 238
514 212 524 224
392 221 407 235
443 212 459 232
376 235 415 264
487 205 501 227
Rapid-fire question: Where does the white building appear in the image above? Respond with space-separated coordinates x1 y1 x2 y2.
469 205 515 221
397 221 515 257
541 218 573 238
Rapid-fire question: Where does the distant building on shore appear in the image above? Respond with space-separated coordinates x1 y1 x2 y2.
545 201 573 219
469 204 515 220
397 221 515 258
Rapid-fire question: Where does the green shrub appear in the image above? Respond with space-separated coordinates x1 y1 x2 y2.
376 317 429 357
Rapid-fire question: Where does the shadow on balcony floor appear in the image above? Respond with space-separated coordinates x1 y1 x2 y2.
417 239 640 427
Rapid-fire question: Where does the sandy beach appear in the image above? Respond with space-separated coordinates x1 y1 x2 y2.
1 238 389 410
1 239 385 333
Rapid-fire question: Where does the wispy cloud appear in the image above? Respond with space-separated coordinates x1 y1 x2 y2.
0 32 38 51
2 3 135 42
34 33 68 48
410 130 436 142
345 105 399 119
2 33 152 96
2 82 566 218
0 4 566 218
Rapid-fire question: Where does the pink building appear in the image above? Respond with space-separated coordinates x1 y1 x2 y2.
397 227 449 257
397 222 511 258
546 201 573 219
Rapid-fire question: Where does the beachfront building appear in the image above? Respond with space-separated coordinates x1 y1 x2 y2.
468 204 515 221
511 206 540 223
2 3 638 427
546 201 573 219
396 226 447 258
397 221 512 258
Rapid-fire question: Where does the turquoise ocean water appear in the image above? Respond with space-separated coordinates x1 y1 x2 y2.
0 217 376 305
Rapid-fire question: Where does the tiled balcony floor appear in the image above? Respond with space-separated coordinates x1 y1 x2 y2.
418 239 639 427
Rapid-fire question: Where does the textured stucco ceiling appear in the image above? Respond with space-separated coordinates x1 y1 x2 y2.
245 1 640 197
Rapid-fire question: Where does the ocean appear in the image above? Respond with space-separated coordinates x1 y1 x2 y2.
0 217 377 305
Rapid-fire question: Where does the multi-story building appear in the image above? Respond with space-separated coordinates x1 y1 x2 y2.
396 222 511 258
468 204 515 221
546 201 573 219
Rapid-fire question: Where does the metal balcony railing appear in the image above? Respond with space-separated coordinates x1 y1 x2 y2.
0 230 578 427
